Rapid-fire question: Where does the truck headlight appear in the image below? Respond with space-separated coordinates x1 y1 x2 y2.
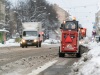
34 39 37 42
22 39 26 43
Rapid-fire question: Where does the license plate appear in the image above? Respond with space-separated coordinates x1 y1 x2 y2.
27 42 32 45
65 44 74 50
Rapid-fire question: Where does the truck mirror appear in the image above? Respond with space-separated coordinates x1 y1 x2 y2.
23 31 26 36
60 27 62 29
20 35 22 38
61 24 63 27
60 24 63 29
38 34 40 37
42 34 44 36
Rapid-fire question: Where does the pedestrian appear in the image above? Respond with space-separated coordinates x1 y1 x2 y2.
92 30 96 38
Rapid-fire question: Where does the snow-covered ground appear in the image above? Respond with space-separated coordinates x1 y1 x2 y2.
42 39 60 45
0 38 59 75
0 39 60 47
70 41 100 75
0 39 20 47
2 37 100 75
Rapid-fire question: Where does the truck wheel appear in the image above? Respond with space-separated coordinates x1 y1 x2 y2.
76 46 81 58
76 52 81 58
36 45 38 47
39 43 41 47
36 43 39 47
59 47 65 57
21 44 24 48
22 46 24 48
59 53 65 57
25 45 27 48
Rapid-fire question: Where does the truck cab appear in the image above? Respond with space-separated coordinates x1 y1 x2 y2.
20 29 42 48
20 22 42 48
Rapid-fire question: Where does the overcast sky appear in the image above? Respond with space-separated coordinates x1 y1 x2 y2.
9 0 100 36
47 0 100 36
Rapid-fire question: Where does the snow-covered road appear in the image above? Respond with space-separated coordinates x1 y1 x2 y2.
1 38 100 75
0 45 59 75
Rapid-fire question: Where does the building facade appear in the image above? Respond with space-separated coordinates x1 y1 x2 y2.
0 0 5 28
95 10 100 35
53 4 70 24
52 4 70 39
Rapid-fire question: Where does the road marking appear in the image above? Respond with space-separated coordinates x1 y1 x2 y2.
28 60 58 75
56 59 68 66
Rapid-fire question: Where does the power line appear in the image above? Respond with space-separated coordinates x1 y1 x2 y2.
70 11 96 14
70 11 92 13
60 0 97 9
59 0 98 23
65 4 97 9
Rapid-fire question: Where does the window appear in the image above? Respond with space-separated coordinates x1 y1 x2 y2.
65 22 76 30
23 31 38 36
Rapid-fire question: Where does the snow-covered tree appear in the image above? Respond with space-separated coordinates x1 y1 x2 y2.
13 0 59 30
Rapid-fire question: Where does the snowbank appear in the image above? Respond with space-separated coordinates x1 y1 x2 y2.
0 39 20 47
42 39 60 45
0 39 60 47
70 42 100 75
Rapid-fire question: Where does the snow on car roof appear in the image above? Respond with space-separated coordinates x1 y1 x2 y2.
23 29 37 31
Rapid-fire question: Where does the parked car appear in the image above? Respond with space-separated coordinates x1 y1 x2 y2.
95 36 100 43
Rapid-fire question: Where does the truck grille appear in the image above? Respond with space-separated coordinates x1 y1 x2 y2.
26 40 33 43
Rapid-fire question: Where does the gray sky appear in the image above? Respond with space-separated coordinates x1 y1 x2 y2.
47 0 100 36
9 0 100 36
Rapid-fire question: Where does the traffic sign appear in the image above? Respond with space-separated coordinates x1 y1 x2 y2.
93 26 96 29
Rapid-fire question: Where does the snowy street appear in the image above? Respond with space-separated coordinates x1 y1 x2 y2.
0 36 99 75
0 44 59 75
0 44 80 75
0 0 100 74
0 40 88 75
0 38 100 75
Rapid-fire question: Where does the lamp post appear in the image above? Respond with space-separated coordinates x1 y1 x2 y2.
13 10 22 36
44 13 50 39
37 12 50 40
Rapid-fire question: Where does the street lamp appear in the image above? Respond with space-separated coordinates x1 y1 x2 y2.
43 13 51 39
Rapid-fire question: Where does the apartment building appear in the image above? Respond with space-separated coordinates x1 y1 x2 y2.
52 4 70 39
95 10 100 35
53 4 70 23
0 0 5 28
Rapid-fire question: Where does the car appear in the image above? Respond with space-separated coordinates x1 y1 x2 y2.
95 36 100 42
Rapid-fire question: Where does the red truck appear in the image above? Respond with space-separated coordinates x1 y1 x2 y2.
59 19 86 57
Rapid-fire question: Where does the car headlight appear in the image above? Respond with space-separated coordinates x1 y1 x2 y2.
22 39 26 43
34 39 37 42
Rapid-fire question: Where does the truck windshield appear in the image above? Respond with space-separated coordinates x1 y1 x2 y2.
23 31 38 36
65 22 76 30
